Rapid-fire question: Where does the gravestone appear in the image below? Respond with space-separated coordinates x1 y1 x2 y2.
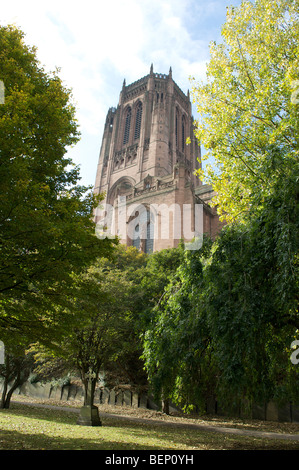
43 383 52 399
139 394 148 409
77 405 102 427
123 390 132 407
93 388 101 404
26 383 41 399
132 393 139 408
109 390 116 406
252 403 266 421
77 369 101 427
76 386 84 402
68 385 77 401
35 383 51 399
147 396 159 411
101 388 109 404
0 341 4 364
291 404 299 423
278 403 291 423
61 386 69 401
115 391 123 406
266 401 279 421
50 386 62 401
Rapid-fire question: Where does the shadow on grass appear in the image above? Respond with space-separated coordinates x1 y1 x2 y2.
1 404 299 451
2 403 76 424
1 421 298 451
103 418 299 451
0 427 165 451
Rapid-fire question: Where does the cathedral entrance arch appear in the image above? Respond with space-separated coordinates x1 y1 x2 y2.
127 203 156 253
107 176 135 206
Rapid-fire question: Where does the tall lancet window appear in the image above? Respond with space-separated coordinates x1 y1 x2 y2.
134 102 143 141
145 220 154 254
175 108 179 148
123 107 131 145
132 224 140 250
182 115 186 152
144 210 154 254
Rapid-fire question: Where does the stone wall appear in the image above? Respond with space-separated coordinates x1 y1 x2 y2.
14 381 167 412
8 381 299 423
206 397 299 423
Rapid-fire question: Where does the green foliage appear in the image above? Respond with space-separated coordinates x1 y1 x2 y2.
191 0 299 223
142 238 216 412
29 244 186 399
50 375 72 388
205 175 299 406
148 0 299 413
138 243 185 326
31 246 150 403
143 175 298 411
145 0 299 411
67 245 184 389
0 25 115 346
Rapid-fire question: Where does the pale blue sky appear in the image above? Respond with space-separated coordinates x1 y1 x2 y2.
1 0 243 187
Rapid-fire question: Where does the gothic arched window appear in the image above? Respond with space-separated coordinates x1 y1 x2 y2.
175 107 179 148
182 115 186 152
123 107 132 145
134 102 143 141
132 223 140 250
130 207 154 253
145 220 154 254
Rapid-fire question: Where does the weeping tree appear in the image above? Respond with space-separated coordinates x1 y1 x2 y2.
142 240 215 414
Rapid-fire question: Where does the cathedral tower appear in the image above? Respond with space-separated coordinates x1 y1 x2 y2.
94 66 221 252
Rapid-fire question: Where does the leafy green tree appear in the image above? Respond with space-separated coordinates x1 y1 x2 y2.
138 243 185 326
30 247 148 407
141 0 299 416
204 176 299 407
143 172 298 413
191 0 299 223
0 25 114 342
69 264 135 406
30 244 185 406
142 239 216 413
84 245 149 388
97 245 185 393
69 245 184 401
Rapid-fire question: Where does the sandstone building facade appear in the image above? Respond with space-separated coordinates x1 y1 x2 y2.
94 66 222 252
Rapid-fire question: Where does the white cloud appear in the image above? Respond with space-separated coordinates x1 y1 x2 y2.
1 0 242 185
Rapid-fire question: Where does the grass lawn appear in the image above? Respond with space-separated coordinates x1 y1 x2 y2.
0 403 299 450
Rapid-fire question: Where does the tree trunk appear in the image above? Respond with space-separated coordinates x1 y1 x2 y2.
162 398 170 415
0 355 30 409
3 378 21 409
0 378 8 409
